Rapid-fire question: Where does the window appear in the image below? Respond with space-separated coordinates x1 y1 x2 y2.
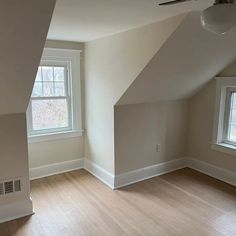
212 77 236 155
27 48 82 142
29 65 70 134
223 88 236 145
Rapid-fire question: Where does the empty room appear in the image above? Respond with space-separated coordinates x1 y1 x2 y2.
1 0 236 235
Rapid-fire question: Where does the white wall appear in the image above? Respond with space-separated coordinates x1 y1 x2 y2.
28 137 84 168
218 59 236 77
45 40 84 50
115 101 188 174
118 12 236 105
85 14 186 174
187 59 236 173
28 40 84 168
0 0 55 222
0 114 33 220
0 1 56 115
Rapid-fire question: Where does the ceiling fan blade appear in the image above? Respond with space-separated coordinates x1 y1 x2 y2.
159 0 192 6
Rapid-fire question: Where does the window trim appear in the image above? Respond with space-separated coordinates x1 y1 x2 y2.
27 48 83 143
28 130 84 144
212 77 236 155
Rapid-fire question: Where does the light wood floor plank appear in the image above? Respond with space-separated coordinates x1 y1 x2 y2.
0 168 236 236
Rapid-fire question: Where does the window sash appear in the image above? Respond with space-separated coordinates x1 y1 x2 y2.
28 63 72 136
32 65 68 98
223 88 236 145
31 96 68 100
28 97 72 135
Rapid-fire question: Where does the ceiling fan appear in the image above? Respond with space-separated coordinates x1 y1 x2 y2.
158 0 236 34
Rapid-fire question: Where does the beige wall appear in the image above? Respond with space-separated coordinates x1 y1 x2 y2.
115 101 188 174
0 114 31 205
0 0 55 221
117 13 236 106
218 59 236 77
28 137 84 168
28 40 84 168
85 15 186 174
45 40 84 50
188 79 236 173
0 1 55 116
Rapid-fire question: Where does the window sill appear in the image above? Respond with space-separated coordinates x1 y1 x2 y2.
211 143 236 156
28 130 84 144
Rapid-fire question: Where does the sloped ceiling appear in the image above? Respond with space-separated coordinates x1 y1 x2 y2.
0 0 56 115
48 0 213 42
117 12 236 105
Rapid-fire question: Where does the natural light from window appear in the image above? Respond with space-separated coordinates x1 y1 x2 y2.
31 66 69 131
226 91 236 143
27 48 82 142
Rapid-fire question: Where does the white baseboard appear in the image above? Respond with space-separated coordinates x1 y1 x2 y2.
114 158 236 189
30 158 84 180
0 198 33 223
29 157 236 190
84 159 115 189
114 158 187 189
187 158 236 186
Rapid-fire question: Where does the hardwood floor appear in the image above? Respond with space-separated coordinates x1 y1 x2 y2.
0 168 236 236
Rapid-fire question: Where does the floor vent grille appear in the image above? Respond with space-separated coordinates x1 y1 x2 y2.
14 180 21 192
0 178 22 196
4 181 13 194
0 183 3 195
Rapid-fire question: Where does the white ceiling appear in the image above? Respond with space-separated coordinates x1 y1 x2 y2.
48 0 214 42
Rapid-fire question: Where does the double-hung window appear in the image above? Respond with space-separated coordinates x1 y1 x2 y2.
222 88 236 145
27 48 82 142
212 77 236 154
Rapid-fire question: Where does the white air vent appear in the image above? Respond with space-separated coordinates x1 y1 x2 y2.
0 178 22 196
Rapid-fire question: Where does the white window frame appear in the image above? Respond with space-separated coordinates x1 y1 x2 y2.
27 48 83 143
212 77 236 156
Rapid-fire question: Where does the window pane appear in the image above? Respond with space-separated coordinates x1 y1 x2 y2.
54 82 65 96
35 67 42 81
231 108 236 124
32 82 42 97
228 92 236 142
233 94 236 109
42 66 53 81
54 67 65 81
229 124 236 142
32 99 69 131
43 82 54 97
